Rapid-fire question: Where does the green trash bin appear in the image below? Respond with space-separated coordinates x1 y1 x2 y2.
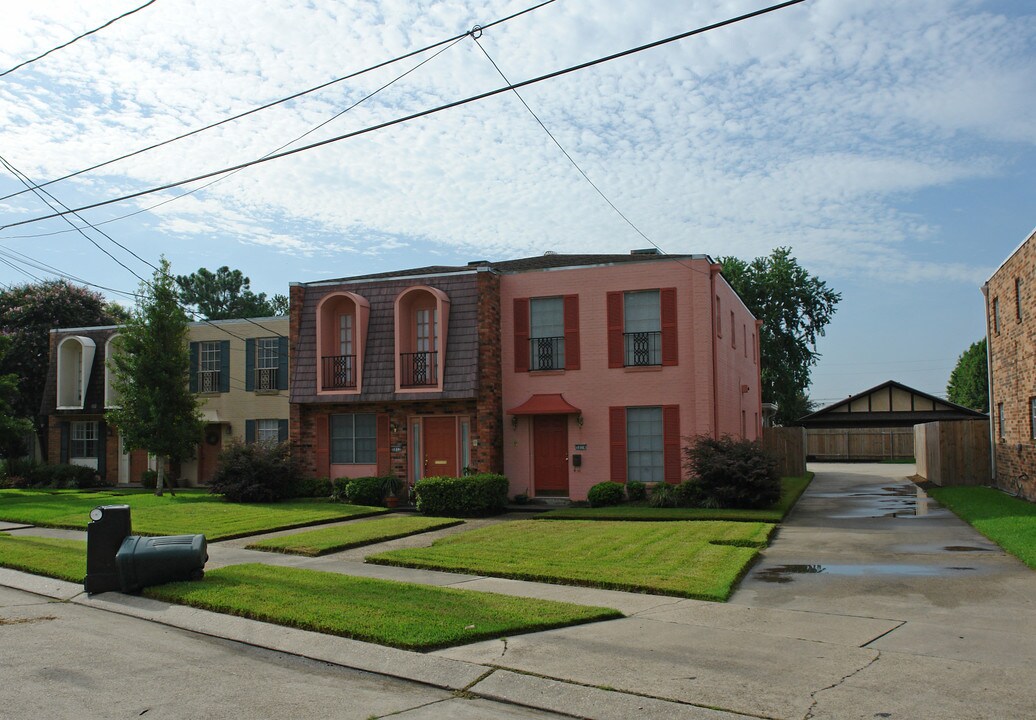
115 534 207 593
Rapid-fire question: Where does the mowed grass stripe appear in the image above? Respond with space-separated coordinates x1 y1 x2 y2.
928 486 1036 569
247 516 464 556
539 474 814 522
0 532 86 583
144 563 622 651
0 489 388 541
367 520 775 600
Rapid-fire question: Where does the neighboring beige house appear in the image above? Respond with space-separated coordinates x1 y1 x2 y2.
985 225 1036 500
41 316 289 486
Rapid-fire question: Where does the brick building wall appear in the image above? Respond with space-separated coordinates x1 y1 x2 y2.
987 227 1036 500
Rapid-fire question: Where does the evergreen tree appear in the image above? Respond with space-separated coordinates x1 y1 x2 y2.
176 266 287 320
946 338 988 412
108 259 202 496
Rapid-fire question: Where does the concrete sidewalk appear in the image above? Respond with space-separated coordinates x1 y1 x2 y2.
3 463 1036 718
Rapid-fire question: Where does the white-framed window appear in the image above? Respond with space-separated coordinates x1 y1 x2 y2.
529 297 565 370
256 337 279 391
993 297 1000 334
998 402 1005 439
624 290 661 366
71 421 98 459
330 414 377 464
199 341 221 393
256 419 281 444
339 314 353 357
627 407 663 483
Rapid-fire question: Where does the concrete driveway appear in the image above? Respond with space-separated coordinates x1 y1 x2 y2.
438 463 1036 719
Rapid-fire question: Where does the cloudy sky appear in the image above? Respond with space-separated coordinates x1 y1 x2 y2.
1 0 1033 405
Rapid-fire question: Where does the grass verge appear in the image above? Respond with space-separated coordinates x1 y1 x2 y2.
144 563 622 651
0 489 388 541
538 474 814 522
0 532 85 582
367 520 775 600
928 486 1036 569
246 516 464 556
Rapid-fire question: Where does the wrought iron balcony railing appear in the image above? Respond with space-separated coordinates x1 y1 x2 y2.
400 351 438 387
623 331 661 367
321 355 356 390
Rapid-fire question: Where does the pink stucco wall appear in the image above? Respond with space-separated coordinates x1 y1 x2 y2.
501 258 762 501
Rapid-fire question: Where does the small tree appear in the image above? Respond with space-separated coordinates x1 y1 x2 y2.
0 336 33 461
946 338 988 412
108 259 203 496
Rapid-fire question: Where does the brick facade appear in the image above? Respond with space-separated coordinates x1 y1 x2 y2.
986 227 1036 500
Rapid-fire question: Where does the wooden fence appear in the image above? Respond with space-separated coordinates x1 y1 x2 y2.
762 426 807 476
914 419 990 486
805 427 914 462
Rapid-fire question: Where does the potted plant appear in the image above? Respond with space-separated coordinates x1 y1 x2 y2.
382 475 402 508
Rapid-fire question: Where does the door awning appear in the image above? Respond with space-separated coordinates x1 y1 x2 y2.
507 393 581 416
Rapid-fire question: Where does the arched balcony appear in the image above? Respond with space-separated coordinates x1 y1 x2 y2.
56 336 96 409
394 286 450 392
316 291 370 394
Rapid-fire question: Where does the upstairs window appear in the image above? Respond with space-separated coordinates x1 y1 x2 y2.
246 336 288 392
316 291 368 393
395 286 450 391
993 297 1000 334
1017 278 1023 321
530 297 565 370
190 340 229 394
607 289 676 369
998 402 1005 439
624 290 661 366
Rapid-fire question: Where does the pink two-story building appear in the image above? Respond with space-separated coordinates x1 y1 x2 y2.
289 250 761 501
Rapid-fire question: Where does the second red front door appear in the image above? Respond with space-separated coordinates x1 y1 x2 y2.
533 414 569 495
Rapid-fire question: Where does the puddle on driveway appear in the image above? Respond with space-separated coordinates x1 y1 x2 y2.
752 563 978 583
819 483 949 519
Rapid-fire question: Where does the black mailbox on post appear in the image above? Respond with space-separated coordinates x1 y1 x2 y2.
84 505 207 595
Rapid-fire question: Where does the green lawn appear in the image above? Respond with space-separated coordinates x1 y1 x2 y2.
538 474 814 522
247 516 464 556
0 489 388 541
144 563 622 651
367 520 775 600
928 486 1036 569
0 532 86 582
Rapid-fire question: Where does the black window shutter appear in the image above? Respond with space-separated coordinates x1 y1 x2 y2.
277 336 288 390
219 340 230 393
60 422 70 463
245 338 255 391
189 342 199 393
278 419 288 443
97 420 107 478
245 419 255 444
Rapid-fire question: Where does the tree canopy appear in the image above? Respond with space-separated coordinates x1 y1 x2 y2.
0 280 128 435
0 335 34 460
718 247 841 425
109 259 202 495
176 266 287 320
946 338 988 412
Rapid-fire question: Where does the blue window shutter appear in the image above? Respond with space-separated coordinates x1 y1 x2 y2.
278 419 288 443
219 340 230 393
245 338 255 391
245 419 255 444
189 342 199 393
277 336 288 390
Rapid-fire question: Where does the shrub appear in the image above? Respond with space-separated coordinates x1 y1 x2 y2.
296 476 333 499
344 476 392 507
587 481 625 508
330 477 350 502
649 482 679 508
209 441 301 503
414 473 508 517
683 435 780 509
674 480 703 507
141 469 158 489
626 481 647 502
27 463 105 489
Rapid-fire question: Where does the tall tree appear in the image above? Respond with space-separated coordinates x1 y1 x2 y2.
719 247 841 425
0 280 128 445
0 336 34 461
176 266 287 320
946 338 988 412
109 259 203 496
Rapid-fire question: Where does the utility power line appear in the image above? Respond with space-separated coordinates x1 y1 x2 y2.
0 0 807 231
0 0 160 78
0 0 558 204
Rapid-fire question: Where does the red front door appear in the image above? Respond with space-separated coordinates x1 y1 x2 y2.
533 415 569 496
423 417 457 478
